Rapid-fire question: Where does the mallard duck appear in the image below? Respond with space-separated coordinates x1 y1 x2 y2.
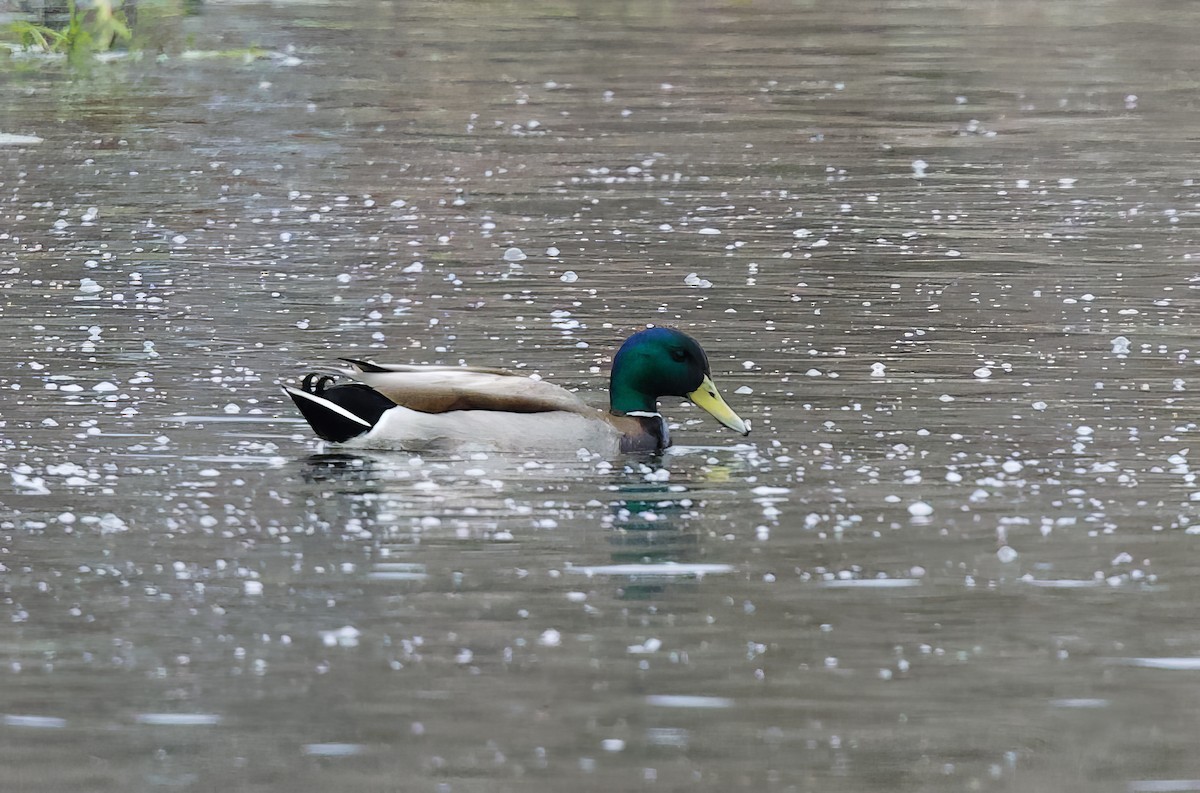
284 327 749 454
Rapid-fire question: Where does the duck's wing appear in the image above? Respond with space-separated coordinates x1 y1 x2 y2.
338 361 595 416
340 358 513 376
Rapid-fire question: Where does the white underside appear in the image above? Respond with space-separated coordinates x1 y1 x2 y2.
343 405 624 455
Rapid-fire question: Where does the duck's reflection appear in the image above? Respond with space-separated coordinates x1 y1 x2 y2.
606 483 698 565
602 464 703 600
297 450 723 599
300 452 382 488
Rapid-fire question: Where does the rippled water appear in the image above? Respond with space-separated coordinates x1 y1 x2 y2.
4 0 1200 790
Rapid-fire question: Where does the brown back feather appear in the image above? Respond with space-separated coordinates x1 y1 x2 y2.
343 365 597 416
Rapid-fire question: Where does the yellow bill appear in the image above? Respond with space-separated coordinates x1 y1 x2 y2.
687 375 750 435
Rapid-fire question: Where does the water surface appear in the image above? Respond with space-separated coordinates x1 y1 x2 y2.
3 1 1200 791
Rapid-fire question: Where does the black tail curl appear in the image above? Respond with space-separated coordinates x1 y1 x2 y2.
302 373 339 393
285 374 396 443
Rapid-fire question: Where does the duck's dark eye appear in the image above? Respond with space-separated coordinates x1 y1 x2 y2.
669 348 687 363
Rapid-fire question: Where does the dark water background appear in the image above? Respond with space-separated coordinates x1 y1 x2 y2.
3 1 1200 790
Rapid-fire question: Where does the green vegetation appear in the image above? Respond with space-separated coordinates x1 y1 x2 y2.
6 0 132 64
178 46 271 61
3 2 265 67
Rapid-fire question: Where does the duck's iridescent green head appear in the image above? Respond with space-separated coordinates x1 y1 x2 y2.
609 327 749 435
